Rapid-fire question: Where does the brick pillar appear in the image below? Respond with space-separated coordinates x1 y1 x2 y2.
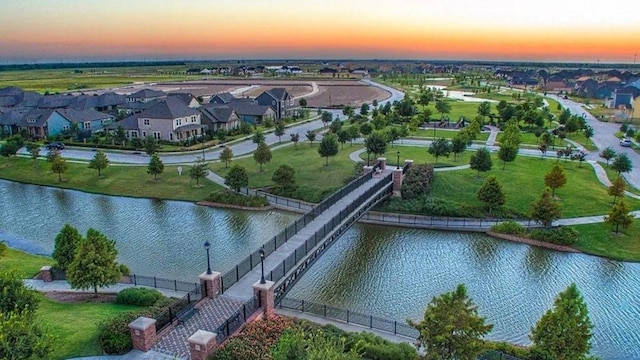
377 157 387 170
253 280 276 317
188 330 218 360
404 159 414 170
363 165 373 175
199 271 221 299
392 168 403 197
129 317 157 352
40 266 52 282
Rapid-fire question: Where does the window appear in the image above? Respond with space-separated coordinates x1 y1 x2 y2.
191 116 196 123
153 131 161 140
169 133 173 141
27 118 36 123
143 119 150 126
84 121 91 130
131 131 138 138
142 131 147 137
62 125 70 131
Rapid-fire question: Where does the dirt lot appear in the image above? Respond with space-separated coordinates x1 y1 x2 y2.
45 291 117 303
306 85 390 108
243 85 313 98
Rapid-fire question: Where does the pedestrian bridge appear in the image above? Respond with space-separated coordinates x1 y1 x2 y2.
220 159 410 303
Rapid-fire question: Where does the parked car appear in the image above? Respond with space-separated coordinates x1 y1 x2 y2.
45 142 65 150
620 138 632 147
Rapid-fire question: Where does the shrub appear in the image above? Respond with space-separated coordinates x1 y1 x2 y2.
484 341 532 359
118 263 130 277
529 226 579 246
211 316 293 360
344 332 419 360
491 221 526 236
208 191 269 208
401 164 434 200
115 288 163 307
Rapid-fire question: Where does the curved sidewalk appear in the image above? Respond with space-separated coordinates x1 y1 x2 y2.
24 279 187 298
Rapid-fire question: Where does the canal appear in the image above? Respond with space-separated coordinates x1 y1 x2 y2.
0 180 638 359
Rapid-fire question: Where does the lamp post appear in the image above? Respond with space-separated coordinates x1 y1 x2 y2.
201 132 206 161
396 151 400 169
259 247 266 284
433 121 436 139
367 150 371 166
204 240 212 275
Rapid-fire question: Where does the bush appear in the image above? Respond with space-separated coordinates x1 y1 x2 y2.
118 263 130 277
210 316 293 360
208 191 269 208
491 221 526 236
115 288 163 307
401 164 434 200
483 341 532 359
345 332 419 360
529 226 579 246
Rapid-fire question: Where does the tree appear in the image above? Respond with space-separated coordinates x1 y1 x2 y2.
50 153 68 183
290 132 300 147
477 101 491 122
225 165 249 192
272 164 296 194
144 136 160 155
189 157 209 186
428 137 451 164
364 131 387 158
114 126 127 145
360 122 373 136
252 129 265 144
0 270 41 317
583 125 594 144
321 111 333 125
435 100 451 120
544 164 567 197
451 134 468 161
219 146 233 168
52 224 83 271
360 103 370 116
608 176 626 204
469 147 492 178
612 153 633 174
253 141 272 172
67 228 122 296
0 142 18 159
147 153 165 181
318 133 339 166
298 98 307 107
531 188 562 227
599 147 616 167
130 137 143 151
274 122 286 142
570 151 587 168
477 176 505 216
408 284 493 360
348 124 360 145
25 142 40 164
605 200 634 234
88 149 110 178
336 129 350 149
305 130 316 146
530 284 593 360
497 144 518 170
342 105 354 120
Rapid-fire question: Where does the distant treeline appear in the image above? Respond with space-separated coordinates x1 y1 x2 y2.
0 61 187 72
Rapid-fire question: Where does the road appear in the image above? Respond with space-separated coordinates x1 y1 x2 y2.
549 95 640 190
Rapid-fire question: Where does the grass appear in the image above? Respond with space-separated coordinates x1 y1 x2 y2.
358 144 474 168
410 128 490 141
38 296 141 360
545 97 563 118
430 154 640 218
0 247 51 277
0 156 221 202
210 143 360 202
571 222 640 262
565 132 598 151
419 101 482 121
600 161 640 194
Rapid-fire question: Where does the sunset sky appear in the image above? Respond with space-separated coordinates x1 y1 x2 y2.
1 0 639 63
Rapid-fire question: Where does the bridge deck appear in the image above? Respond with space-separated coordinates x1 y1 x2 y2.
222 171 392 300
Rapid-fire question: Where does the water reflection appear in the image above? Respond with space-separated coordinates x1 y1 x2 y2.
524 247 554 279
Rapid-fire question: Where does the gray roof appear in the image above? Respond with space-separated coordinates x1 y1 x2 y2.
168 92 198 106
129 89 166 99
0 108 29 126
37 95 73 109
0 96 19 107
0 87 24 97
19 108 55 127
265 88 288 101
226 101 274 117
111 114 140 131
199 105 237 124
16 91 44 108
55 108 114 124
139 97 199 119
119 100 158 111
96 92 126 107
209 93 237 104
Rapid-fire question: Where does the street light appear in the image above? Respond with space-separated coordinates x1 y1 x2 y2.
201 132 206 161
367 150 371 166
204 240 212 275
259 247 266 284
396 151 400 169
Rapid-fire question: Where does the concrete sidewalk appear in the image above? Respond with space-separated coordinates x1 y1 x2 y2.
68 349 182 360
24 279 188 298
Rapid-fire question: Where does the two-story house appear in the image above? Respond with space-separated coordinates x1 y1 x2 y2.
126 89 166 103
47 108 115 136
199 104 241 132
254 88 298 120
18 109 55 139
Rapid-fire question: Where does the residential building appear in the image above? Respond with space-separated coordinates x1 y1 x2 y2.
255 88 297 120
199 105 241 132
18 109 55 139
209 93 237 105
126 89 166 103
47 108 115 136
607 90 633 109
167 93 200 108
226 100 275 124
0 108 28 136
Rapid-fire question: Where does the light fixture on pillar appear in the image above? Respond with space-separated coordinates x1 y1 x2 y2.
397 151 400 169
259 247 266 284
204 240 212 275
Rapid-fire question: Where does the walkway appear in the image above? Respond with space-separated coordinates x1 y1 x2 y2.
24 279 187 298
222 170 393 300
485 125 500 146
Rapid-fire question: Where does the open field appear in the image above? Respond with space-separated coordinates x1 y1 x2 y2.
0 247 51 277
305 84 390 107
0 157 220 202
571 222 640 262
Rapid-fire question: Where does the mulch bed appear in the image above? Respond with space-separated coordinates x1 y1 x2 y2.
45 291 118 303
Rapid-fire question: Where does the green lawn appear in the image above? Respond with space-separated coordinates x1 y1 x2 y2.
430 155 640 218
0 247 51 277
420 101 482 121
471 92 518 102
565 132 598 151
545 97 563 118
571 222 640 262
38 297 141 360
0 156 220 202
600 161 640 194
358 144 474 168
410 128 490 141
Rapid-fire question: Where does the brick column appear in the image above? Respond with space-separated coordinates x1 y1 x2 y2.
188 330 218 360
392 168 403 197
404 159 414 170
40 266 52 282
129 317 157 352
362 165 373 175
377 157 387 170
253 280 276 317
199 271 221 299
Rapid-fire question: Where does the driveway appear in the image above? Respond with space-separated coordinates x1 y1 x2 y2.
549 95 640 190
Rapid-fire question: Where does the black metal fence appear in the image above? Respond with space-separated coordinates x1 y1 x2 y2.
478 350 523 360
360 213 538 231
221 166 381 293
154 283 202 333
278 297 418 339
214 295 261 345
124 274 202 294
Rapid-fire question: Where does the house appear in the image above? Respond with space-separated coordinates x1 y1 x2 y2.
18 109 55 139
209 93 237 105
607 90 633 109
199 104 241 132
226 100 275 125
118 100 158 115
167 93 200 108
126 89 166 103
0 108 28 136
47 108 115 136
631 96 640 120
37 95 73 109
114 97 203 142
254 88 297 120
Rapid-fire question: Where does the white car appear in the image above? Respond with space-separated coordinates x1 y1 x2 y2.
620 138 632 147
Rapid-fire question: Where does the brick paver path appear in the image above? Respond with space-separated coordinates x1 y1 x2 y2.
152 295 245 359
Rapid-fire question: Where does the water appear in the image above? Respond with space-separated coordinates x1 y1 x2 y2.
1 180 638 359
